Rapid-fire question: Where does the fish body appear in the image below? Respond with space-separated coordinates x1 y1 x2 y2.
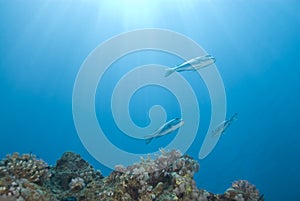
165 55 216 77
145 118 184 144
212 113 238 137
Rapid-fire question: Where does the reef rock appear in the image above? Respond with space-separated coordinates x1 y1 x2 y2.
0 153 50 185
0 150 264 201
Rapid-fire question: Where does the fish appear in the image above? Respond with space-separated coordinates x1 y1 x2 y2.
212 113 238 137
165 55 216 77
144 118 184 144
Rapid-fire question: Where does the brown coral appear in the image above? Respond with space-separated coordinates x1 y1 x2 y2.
0 177 54 201
223 180 264 201
0 151 264 201
0 152 50 185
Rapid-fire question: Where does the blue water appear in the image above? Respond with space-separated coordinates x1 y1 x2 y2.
1 1 300 200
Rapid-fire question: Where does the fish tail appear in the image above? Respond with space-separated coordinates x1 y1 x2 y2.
144 131 158 144
165 68 176 77
144 134 153 144
231 113 238 121
145 137 153 144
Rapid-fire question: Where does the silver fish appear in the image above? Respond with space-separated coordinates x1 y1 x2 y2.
145 118 184 144
212 113 238 137
165 55 216 77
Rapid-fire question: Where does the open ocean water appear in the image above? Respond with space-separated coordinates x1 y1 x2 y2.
0 1 300 200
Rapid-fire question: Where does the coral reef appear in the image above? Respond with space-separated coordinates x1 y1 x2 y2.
0 150 264 201
0 153 53 201
0 153 50 185
45 152 103 200
49 152 103 190
68 177 86 191
223 180 264 201
0 177 54 201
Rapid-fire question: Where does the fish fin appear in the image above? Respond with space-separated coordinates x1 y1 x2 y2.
165 68 176 77
145 137 153 144
212 131 224 138
212 131 220 137
144 132 157 144
231 113 238 121
211 124 225 137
